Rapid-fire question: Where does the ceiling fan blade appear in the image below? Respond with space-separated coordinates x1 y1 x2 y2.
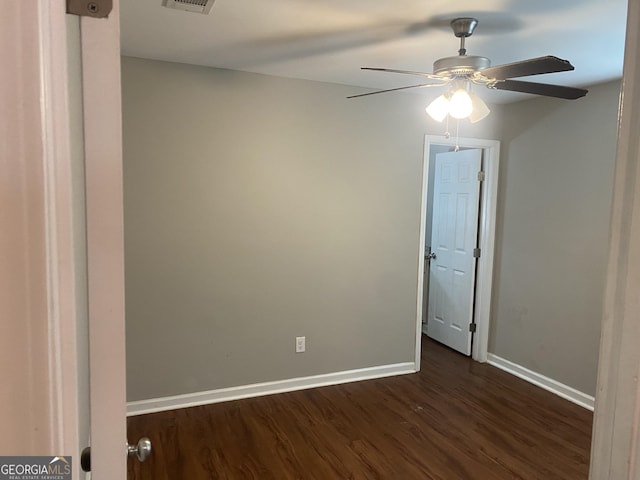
481 56 575 80
492 80 588 99
347 83 443 99
362 67 446 81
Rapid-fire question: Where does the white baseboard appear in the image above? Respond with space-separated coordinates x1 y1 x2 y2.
127 362 416 416
486 354 595 411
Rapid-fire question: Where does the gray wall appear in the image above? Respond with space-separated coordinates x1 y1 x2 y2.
121 56 503 401
122 56 617 402
490 80 620 395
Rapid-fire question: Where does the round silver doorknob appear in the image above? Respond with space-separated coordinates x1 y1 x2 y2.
426 252 437 260
127 437 152 462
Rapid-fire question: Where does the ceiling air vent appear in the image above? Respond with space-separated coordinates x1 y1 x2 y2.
163 0 215 14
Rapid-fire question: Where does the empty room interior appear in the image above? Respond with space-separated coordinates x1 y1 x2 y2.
118 1 627 478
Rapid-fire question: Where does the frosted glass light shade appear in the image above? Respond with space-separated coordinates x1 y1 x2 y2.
426 94 450 122
426 88 490 123
469 93 490 123
448 89 473 119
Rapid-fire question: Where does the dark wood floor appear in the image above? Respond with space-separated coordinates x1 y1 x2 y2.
127 336 593 479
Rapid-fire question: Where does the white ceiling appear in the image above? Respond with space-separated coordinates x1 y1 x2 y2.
120 0 627 104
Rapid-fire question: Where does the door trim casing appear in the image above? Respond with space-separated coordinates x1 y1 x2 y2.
589 0 640 475
415 136 500 367
1 0 82 463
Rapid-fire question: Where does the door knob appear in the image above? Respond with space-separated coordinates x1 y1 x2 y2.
127 437 152 462
426 252 437 260
81 437 152 472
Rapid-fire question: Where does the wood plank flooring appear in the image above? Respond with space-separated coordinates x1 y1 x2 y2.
127 336 593 479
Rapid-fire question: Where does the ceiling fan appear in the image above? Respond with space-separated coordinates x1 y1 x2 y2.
348 17 588 123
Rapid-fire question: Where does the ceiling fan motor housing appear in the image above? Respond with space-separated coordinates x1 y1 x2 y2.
435 18 491 77
433 55 491 76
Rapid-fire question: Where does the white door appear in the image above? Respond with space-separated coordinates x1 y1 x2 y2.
68 2 145 476
426 149 482 355
79 2 129 477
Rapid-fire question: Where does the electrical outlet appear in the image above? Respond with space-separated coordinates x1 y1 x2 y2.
295 336 306 353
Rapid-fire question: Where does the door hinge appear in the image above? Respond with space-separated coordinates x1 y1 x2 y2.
67 0 112 18
469 323 477 333
477 171 485 182
473 247 481 258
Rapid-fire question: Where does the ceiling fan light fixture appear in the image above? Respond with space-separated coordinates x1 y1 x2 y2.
426 89 490 123
426 94 450 122
469 93 490 123
448 89 473 119
353 18 589 112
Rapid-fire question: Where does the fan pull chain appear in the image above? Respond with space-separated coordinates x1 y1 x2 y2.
444 115 451 139
454 118 461 152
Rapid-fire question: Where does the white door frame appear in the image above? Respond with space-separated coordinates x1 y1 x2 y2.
415 136 500 367
1 0 83 462
589 0 640 475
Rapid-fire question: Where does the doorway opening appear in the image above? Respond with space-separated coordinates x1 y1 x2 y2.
414 136 500 368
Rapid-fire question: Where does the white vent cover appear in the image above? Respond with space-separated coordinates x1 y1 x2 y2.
163 0 215 14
